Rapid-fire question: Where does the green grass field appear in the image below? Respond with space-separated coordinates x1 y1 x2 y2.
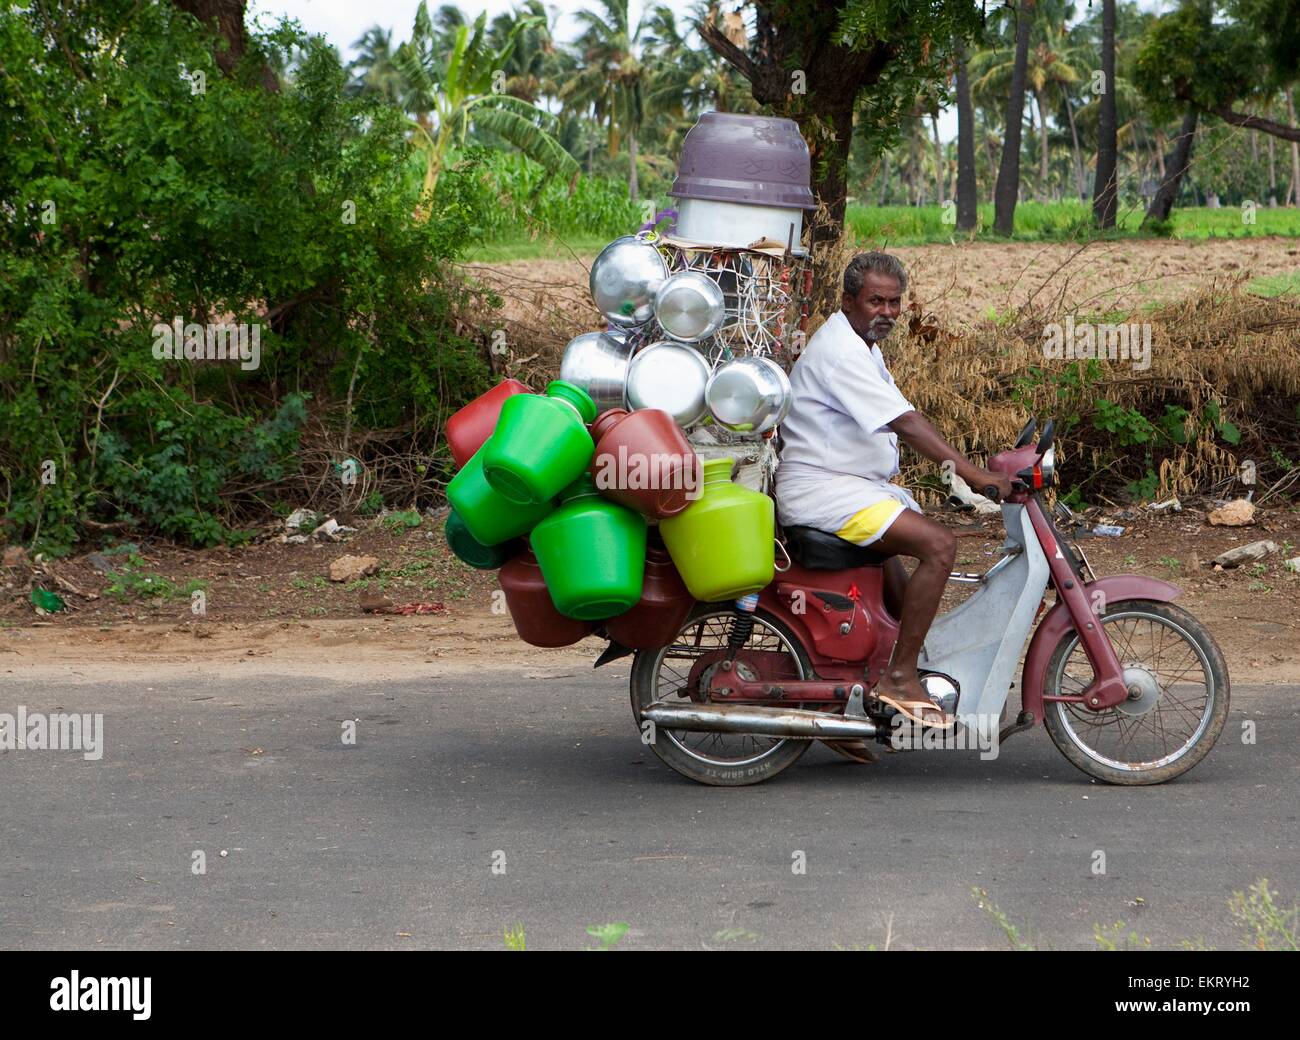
1246 271 1300 297
845 200 1300 245
463 233 614 263
463 202 1300 261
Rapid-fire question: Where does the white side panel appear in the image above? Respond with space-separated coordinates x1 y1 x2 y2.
918 504 1050 739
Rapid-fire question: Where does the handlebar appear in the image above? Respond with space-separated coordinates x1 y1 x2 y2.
983 478 1029 504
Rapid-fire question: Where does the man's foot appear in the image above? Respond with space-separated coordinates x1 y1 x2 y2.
871 672 954 728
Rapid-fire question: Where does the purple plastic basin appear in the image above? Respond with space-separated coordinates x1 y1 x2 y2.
669 112 813 210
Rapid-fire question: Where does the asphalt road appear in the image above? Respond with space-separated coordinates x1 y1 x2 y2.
1 669 1296 950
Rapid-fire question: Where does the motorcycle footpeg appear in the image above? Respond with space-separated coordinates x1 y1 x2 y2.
998 710 1035 743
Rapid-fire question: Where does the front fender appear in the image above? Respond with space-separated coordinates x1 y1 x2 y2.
1020 575 1182 722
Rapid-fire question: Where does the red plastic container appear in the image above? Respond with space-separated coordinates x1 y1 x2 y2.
589 408 701 518
499 548 595 647
446 379 531 470
604 543 695 649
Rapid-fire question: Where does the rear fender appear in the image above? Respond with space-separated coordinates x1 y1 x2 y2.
1020 575 1182 721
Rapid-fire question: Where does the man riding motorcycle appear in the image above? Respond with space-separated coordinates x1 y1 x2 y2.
776 252 1013 729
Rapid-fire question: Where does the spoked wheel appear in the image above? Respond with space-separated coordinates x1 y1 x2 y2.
1042 599 1230 785
629 603 814 786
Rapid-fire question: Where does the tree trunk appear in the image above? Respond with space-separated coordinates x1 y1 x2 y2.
697 10 898 317
908 131 919 205
628 129 639 201
955 37 978 230
879 151 891 205
931 113 944 204
994 0 1033 235
1065 93 1086 200
170 0 279 91
987 133 999 203
1092 0 1118 226
1037 92 1050 199
1268 128 1277 204
1287 87 1300 205
1143 106 1198 225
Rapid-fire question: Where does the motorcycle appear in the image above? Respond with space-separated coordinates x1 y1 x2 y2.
619 418 1230 786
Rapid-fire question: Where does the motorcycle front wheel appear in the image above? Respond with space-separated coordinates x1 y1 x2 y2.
629 603 814 786
1042 599 1230 785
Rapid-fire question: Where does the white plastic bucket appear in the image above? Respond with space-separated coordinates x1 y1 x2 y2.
674 198 804 252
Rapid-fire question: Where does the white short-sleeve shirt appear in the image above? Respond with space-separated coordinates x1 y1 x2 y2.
775 310 921 532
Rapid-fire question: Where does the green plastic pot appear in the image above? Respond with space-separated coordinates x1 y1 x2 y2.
446 447 555 546
481 380 597 506
659 456 774 601
444 509 519 569
529 474 647 620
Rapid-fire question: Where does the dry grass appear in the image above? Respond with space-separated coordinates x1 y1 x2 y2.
890 281 1300 503
448 238 1300 505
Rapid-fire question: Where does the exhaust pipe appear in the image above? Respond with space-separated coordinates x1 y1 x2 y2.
641 702 879 740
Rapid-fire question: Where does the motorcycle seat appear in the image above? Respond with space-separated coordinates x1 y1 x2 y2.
781 525 890 570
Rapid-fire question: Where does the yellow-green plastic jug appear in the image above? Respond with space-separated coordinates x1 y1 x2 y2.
659 456 774 601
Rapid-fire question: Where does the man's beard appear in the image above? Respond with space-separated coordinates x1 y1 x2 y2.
865 318 896 342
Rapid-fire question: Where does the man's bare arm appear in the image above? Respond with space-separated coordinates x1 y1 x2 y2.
887 410 1013 496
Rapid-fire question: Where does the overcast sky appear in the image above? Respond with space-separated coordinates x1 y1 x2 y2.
247 0 1173 143
247 0 699 55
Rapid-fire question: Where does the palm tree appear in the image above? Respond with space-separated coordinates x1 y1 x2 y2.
993 0 1034 233
396 2 577 206
1093 0 1118 225
563 0 654 200
973 2 1084 202
954 36 979 229
348 27 406 105
487 1 560 105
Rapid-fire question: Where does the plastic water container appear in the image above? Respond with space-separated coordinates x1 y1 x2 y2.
659 456 774 600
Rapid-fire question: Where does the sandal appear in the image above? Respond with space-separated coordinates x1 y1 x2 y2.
871 690 955 729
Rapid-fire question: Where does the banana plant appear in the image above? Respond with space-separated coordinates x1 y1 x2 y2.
398 1 578 212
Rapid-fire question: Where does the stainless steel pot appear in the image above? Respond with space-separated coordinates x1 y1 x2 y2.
624 340 712 427
705 356 791 433
559 331 634 413
589 236 668 327
653 271 725 342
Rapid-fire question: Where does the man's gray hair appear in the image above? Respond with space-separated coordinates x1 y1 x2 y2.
843 252 908 297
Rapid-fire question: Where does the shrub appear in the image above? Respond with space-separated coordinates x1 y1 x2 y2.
0 3 486 552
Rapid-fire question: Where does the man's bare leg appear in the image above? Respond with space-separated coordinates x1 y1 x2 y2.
882 556 908 619
870 510 955 711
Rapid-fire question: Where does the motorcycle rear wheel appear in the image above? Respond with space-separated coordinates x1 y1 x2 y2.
629 602 814 786
1041 599 1229 785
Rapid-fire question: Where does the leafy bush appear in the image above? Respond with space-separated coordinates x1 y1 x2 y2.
0 2 487 552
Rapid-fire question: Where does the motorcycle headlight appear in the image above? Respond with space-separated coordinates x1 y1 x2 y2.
653 271 725 342
1040 446 1055 485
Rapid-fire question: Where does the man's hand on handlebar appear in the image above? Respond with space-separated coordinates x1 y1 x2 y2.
973 469 1014 503
886 412 1016 503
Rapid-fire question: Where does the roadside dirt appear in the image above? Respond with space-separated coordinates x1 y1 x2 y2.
467 235 1300 331
4 504 1297 687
